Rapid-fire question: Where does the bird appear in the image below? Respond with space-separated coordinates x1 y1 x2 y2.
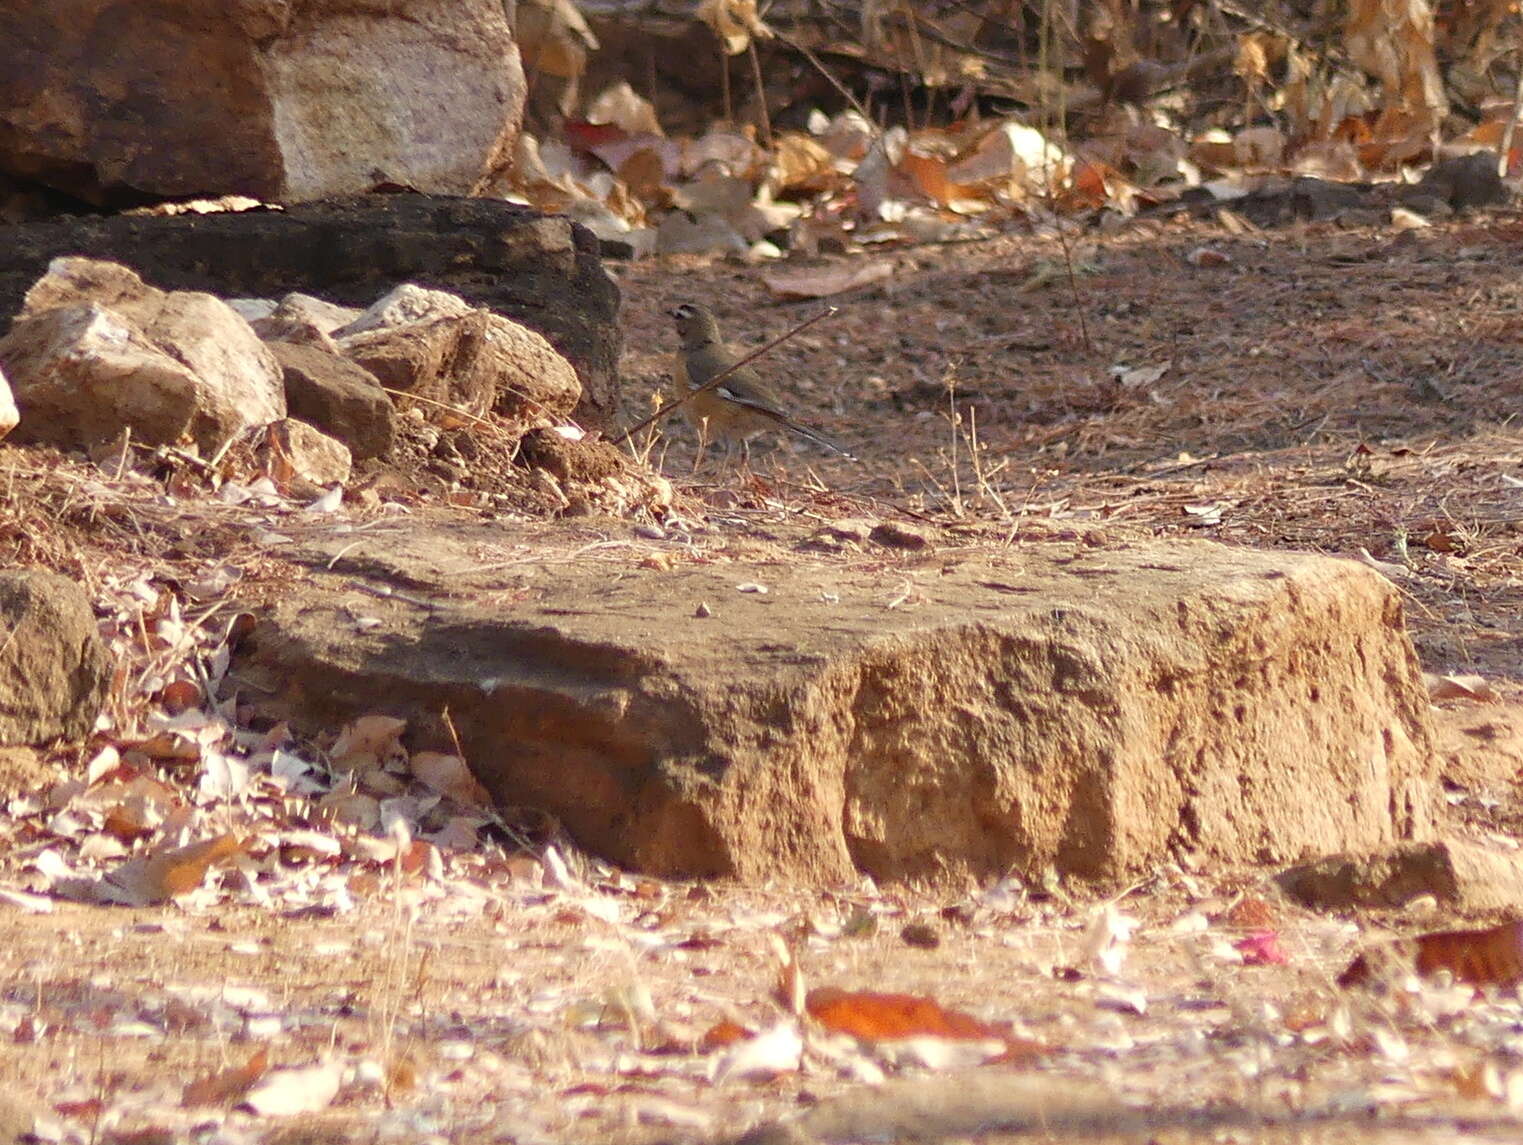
668 302 853 466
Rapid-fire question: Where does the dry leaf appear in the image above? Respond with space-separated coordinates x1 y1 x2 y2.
330 714 407 772
159 678 202 716
946 120 1067 193
240 1061 343 1116
896 150 985 212
712 1022 802 1081
315 789 381 832
1424 673 1497 702
699 1019 751 1052
771 133 838 194
762 261 893 300
105 833 245 906
1081 904 1137 975
807 987 1002 1044
696 0 773 56
183 1048 269 1108
516 0 598 82
587 82 661 136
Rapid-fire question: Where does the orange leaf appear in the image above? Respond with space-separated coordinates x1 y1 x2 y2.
805 987 1044 1063
1067 158 1113 206
156 834 245 897
806 987 1002 1042
698 1019 750 1052
159 678 202 716
897 151 979 208
183 1048 269 1107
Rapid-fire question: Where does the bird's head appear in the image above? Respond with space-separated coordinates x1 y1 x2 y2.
669 301 721 346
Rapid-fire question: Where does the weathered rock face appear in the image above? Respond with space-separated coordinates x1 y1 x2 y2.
231 526 1440 884
0 197 622 430
0 1 524 205
0 258 285 452
0 571 110 746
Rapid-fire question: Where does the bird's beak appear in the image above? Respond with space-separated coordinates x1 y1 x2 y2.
666 308 681 320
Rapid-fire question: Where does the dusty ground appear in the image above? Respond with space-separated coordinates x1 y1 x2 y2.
6 209 1523 1142
617 211 1523 681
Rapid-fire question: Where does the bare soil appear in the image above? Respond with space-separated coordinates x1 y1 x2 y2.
6 211 1523 1143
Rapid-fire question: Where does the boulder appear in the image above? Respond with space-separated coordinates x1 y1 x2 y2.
1278 838 1523 913
253 293 362 347
0 196 622 430
340 308 581 426
0 571 110 746
0 258 284 452
269 342 395 461
0 1 524 204
232 528 1439 884
333 285 474 337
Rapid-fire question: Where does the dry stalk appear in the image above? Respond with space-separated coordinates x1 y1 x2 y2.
378 386 557 439
375 820 418 1095
747 38 775 149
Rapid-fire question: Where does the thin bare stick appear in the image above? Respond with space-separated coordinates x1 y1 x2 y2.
747 38 775 149
1053 220 1094 355
720 43 733 124
611 306 837 445
380 386 502 433
378 385 578 438
776 32 876 126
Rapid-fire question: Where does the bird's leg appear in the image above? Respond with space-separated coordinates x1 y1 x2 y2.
695 417 713 475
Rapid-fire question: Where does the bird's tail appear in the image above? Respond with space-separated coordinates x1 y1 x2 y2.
782 418 857 461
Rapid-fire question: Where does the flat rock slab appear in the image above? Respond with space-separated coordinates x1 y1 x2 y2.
232 523 1439 883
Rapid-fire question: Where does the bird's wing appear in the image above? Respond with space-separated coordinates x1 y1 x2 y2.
708 364 791 416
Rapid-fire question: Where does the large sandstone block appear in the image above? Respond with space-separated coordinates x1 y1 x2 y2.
0 1 523 204
232 528 1439 883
